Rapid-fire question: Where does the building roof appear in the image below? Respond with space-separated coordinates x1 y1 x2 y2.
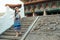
6 0 60 8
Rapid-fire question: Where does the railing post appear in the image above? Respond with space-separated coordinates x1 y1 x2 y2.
43 9 47 16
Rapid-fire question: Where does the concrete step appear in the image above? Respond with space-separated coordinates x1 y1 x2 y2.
2 32 24 36
21 18 35 20
21 18 35 21
21 24 30 25
21 26 29 28
21 20 34 22
21 25 30 27
21 21 33 23
11 25 29 29
21 17 35 20
0 35 21 40
9 27 28 30
0 39 9 40
4 31 26 34
6 29 27 33
21 22 32 24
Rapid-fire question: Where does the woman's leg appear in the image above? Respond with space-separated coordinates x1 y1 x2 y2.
15 30 19 37
15 27 21 37
15 30 22 37
14 27 19 37
19 26 21 35
15 30 18 37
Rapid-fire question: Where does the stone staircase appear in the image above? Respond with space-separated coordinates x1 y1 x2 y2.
25 15 60 40
0 17 36 40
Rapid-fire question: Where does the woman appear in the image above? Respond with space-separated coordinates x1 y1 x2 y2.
14 7 21 37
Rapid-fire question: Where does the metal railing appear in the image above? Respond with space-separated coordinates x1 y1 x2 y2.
20 16 39 40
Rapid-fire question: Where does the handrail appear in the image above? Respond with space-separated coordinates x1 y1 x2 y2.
20 16 39 40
